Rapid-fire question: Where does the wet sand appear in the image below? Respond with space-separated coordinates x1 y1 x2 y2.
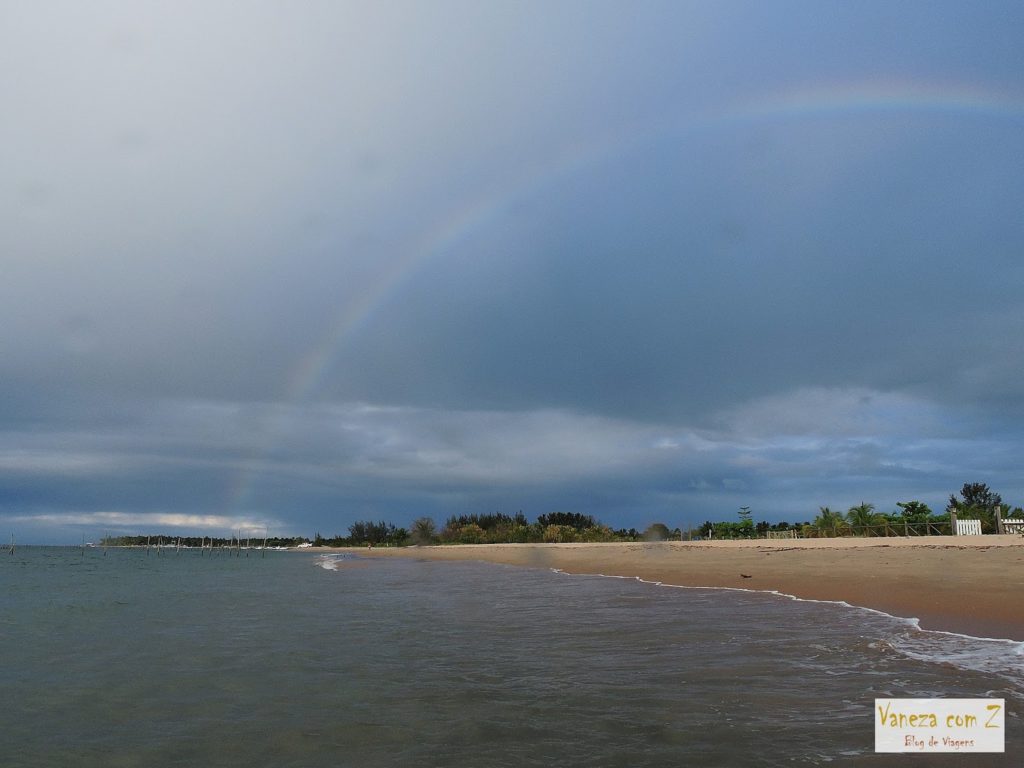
348 537 1024 640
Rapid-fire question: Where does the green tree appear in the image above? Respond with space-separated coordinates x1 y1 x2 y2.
813 506 846 536
948 482 1001 512
457 523 487 544
998 502 1024 519
579 525 616 542
537 512 596 531
846 502 881 535
410 517 437 545
348 520 396 545
542 524 577 543
440 511 531 542
895 501 933 524
947 482 1003 533
387 527 409 546
738 506 754 535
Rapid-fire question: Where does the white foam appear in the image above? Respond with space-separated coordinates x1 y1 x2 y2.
886 631 1024 690
549 567 1024 691
315 554 351 571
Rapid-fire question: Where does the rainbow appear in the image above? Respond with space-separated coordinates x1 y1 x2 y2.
285 79 1024 404
730 80 1024 123
221 78 1024 521
283 128 631 403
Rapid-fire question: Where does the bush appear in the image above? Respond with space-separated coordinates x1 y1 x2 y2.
457 524 487 544
579 525 615 542
537 512 596 531
543 524 577 543
410 517 436 545
506 525 532 543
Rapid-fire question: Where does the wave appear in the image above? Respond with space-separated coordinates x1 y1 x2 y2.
550 568 1024 693
314 553 356 571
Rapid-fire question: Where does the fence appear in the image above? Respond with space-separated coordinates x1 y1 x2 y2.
750 515 1024 540
955 519 983 536
802 520 952 538
1000 518 1024 535
706 517 1024 540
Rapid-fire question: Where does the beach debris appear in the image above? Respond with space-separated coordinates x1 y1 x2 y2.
740 573 752 578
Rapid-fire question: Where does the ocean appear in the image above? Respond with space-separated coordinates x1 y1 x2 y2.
1 546 1020 767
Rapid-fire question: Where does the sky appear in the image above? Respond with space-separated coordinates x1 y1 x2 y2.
3 1 1024 543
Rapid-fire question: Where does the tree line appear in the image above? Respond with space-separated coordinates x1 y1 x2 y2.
709 482 1021 539
102 482 1020 549
805 482 1020 537
315 511 651 546
318 511 822 545
317 481 1020 546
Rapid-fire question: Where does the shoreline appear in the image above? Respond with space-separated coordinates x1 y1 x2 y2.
322 537 1024 641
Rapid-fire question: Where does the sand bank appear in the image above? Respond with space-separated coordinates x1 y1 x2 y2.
350 537 1024 640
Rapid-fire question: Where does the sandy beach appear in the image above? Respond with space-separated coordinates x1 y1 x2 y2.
349 537 1024 641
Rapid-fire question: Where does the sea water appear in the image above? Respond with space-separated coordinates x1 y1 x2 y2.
1 547 1020 767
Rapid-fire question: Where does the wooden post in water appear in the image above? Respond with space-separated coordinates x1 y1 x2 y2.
9 532 14 555
146 534 151 555
262 527 268 558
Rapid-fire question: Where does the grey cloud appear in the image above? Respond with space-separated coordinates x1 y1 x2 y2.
2 2 1023 541
4 390 1022 542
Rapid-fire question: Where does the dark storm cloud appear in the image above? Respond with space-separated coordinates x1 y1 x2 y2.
336 112 1024 420
2 2 1023 541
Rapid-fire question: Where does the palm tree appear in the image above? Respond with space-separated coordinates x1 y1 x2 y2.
410 517 437 545
813 506 846 537
846 502 880 535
